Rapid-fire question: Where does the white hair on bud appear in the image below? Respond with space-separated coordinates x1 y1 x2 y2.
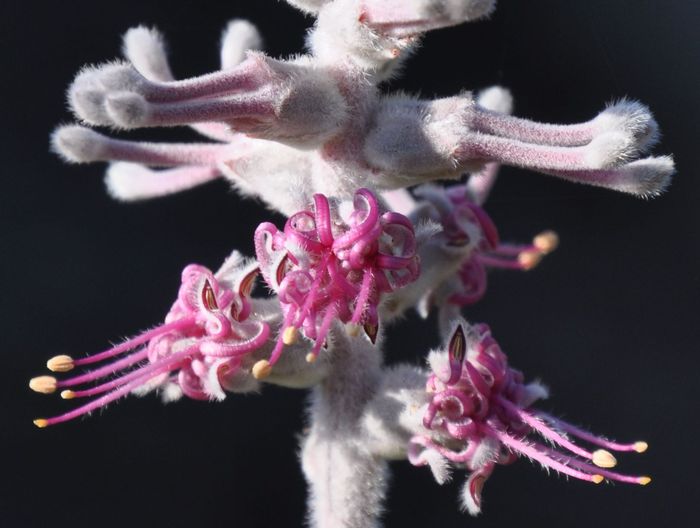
160 382 184 403
476 85 513 115
105 163 221 202
520 381 549 408
469 437 499 469
221 20 263 70
286 0 329 14
122 26 174 81
51 125 109 163
592 98 659 153
104 92 149 129
584 131 636 169
423 448 452 484
427 348 450 380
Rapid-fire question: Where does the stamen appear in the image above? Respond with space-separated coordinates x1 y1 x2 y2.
497 398 597 462
345 323 361 337
47 355 74 373
33 347 196 427
252 359 272 380
541 444 647 485
71 318 194 368
57 347 150 388
517 250 542 270
283 326 299 345
490 428 605 484
638 476 652 485
539 413 649 454
592 449 617 468
306 353 317 363
634 441 649 453
29 376 57 394
533 231 559 254
33 419 49 428
60 390 76 400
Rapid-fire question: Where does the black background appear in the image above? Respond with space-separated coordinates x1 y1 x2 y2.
2 1 699 527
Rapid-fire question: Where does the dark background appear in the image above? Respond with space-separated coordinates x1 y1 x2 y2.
2 1 698 526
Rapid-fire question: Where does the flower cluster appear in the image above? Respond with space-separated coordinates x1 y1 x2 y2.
409 322 649 515
31 253 269 426
254 188 419 376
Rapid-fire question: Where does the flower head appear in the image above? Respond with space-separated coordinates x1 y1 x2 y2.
31 252 269 427
409 321 650 515
415 183 559 308
253 188 419 376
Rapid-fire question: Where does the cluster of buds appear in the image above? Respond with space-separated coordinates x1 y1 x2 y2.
31 253 269 426
254 188 419 376
409 322 649 515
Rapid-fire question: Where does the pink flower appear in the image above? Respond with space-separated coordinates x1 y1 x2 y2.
253 188 419 376
417 183 559 307
409 321 650 515
31 254 269 427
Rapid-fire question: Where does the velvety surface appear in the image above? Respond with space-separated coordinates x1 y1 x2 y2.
2 1 697 526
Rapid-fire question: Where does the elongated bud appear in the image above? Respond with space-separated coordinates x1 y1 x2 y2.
533 230 559 254
592 449 617 468
47 354 74 372
252 359 272 380
29 376 57 394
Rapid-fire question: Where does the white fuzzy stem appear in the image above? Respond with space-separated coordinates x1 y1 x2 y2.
302 330 388 528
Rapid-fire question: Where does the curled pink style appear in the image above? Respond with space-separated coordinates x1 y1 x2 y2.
32 259 269 427
410 321 650 515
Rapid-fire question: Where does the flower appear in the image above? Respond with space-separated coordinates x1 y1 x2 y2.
414 183 559 309
409 321 650 515
30 253 269 427
253 188 419 376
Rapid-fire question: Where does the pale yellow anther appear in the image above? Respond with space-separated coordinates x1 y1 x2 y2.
518 250 543 270
638 476 652 486
345 323 360 337
282 326 298 346
60 390 76 400
533 230 559 254
591 474 605 484
592 449 617 468
305 353 317 363
29 376 57 394
252 359 272 380
46 354 74 373
33 418 49 428
634 441 649 453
